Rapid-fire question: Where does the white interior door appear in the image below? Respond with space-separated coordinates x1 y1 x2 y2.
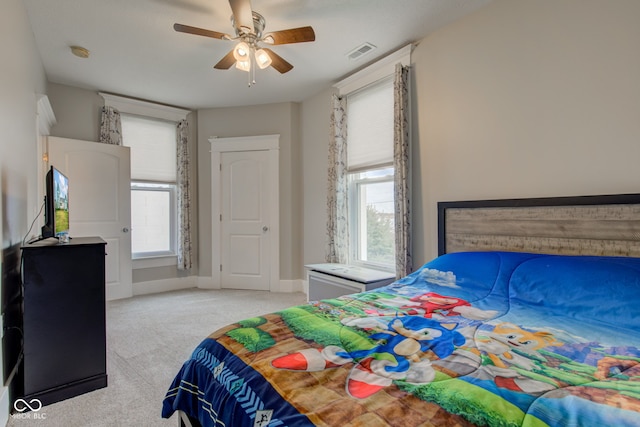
47 136 133 300
220 150 271 290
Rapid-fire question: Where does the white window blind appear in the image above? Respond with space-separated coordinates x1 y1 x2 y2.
121 114 177 182
346 77 394 172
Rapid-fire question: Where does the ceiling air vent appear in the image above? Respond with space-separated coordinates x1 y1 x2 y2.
347 42 376 60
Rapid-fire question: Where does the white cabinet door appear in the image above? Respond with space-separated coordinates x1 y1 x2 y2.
220 150 271 290
47 137 133 300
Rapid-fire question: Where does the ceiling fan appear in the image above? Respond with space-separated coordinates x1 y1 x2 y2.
174 0 315 84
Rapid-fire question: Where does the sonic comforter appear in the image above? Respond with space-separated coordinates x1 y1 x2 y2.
162 251 640 426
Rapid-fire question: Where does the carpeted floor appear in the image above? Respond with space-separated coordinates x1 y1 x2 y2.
7 288 307 427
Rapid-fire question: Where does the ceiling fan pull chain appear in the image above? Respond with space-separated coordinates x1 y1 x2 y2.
252 54 257 86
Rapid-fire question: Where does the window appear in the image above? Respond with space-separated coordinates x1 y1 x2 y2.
346 77 395 270
349 168 395 267
121 114 177 258
130 183 175 256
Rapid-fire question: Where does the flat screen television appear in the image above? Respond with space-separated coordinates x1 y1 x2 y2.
41 166 70 239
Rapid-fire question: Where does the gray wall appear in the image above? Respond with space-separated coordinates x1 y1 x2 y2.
1 0 47 245
410 0 640 263
301 87 334 267
197 102 302 280
300 0 640 271
1 0 48 417
46 83 200 282
17 0 640 288
47 83 103 142
45 83 306 283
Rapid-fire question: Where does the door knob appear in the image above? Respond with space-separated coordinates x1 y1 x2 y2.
122 227 130 233
262 226 269 232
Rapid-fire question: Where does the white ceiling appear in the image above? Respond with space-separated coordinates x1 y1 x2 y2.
23 0 492 110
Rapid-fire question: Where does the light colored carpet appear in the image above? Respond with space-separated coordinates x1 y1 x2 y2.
7 288 307 427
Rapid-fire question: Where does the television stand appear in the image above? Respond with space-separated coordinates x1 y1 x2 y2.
18 237 107 406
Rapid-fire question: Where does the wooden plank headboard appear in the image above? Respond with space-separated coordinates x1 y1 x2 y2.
437 193 640 257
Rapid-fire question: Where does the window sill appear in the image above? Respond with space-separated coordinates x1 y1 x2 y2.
349 261 394 275
132 255 177 270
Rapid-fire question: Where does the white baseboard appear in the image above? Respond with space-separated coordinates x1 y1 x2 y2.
0 385 9 427
132 276 305 296
132 276 197 296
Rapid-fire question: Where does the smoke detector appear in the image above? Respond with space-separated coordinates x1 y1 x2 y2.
70 45 90 58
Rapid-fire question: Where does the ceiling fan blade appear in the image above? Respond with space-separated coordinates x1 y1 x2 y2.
263 48 293 74
229 0 254 34
173 23 230 40
214 49 236 70
263 26 315 45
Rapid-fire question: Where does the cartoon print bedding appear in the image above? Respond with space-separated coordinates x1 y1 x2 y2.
162 251 640 426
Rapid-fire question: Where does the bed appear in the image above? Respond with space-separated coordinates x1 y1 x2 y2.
162 193 640 427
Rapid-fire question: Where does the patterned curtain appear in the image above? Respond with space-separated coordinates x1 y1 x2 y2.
326 94 349 264
176 119 193 270
394 63 412 278
99 106 123 145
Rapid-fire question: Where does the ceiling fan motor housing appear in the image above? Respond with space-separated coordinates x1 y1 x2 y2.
232 11 266 39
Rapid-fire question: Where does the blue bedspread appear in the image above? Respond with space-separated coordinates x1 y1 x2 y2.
163 252 640 426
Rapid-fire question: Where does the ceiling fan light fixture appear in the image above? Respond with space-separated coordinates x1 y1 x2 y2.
233 41 250 61
235 59 251 72
255 48 272 69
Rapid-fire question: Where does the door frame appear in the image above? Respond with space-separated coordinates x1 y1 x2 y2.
209 135 280 291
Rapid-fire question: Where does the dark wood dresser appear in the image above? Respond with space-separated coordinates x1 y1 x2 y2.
19 236 107 406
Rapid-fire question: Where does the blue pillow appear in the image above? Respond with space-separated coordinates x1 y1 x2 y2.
509 255 640 332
